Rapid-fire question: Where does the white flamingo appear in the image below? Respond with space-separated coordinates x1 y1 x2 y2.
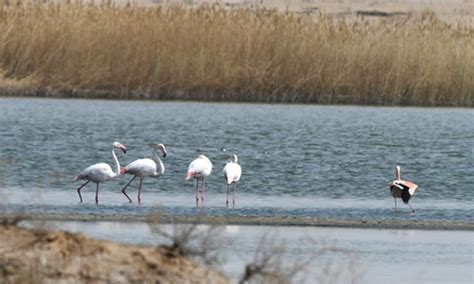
120 143 167 203
223 154 242 207
75 141 127 204
186 155 213 207
389 165 418 212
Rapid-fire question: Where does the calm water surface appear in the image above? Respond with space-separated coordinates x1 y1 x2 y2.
0 98 473 222
22 221 474 284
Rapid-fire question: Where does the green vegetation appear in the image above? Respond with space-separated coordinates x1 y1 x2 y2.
0 3 472 106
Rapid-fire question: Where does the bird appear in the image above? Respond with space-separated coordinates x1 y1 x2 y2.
223 154 242 207
389 165 418 212
120 143 167 204
186 155 213 207
75 141 127 204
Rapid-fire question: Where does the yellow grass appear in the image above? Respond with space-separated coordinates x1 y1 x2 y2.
0 3 472 105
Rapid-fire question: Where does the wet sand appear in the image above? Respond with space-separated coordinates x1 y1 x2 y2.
2 212 473 231
31 0 474 26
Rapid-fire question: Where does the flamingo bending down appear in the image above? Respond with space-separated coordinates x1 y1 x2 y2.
186 155 213 207
120 143 167 203
389 165 418 213
75 142 127 204
223 154 242 207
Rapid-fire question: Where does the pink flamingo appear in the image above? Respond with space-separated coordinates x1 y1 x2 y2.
223 154 242 207
75 142 127 204
186 155 213 207
120 143 167 204
389 165 418 212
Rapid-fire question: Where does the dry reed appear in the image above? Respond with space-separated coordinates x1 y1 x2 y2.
0 3 472 106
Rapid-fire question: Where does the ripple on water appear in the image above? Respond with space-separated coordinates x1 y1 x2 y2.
0 99 473 224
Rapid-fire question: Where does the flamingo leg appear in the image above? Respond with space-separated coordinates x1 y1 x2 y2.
232 183 236 207
393 197 398 211
137 178 143 204
226 184 230 207
195 178 205 207
121 176 137 203
201 178 205 205
95 182 100 204
408 202 415 213
76 180 90 204
195 178 199 207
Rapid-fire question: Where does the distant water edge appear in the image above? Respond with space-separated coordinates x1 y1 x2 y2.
1 212 473 231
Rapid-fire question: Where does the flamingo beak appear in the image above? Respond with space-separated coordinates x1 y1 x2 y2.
162 149 167 158
120 145 127 154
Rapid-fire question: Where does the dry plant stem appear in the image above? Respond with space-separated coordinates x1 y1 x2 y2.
239 232 313 284
147 212 228 268
0 4 472 106
0 214 25 226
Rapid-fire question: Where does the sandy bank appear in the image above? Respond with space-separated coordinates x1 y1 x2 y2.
1 213 472 231
49 0 474 25
208 0 474 26
0 223 228 283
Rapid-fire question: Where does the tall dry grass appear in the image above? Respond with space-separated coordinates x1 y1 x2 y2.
0 3 472 105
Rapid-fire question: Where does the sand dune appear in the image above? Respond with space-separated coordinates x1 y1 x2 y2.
0 224 228 283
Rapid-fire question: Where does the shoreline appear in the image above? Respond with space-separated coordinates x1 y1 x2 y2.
4 213 473 231
2 94 473 108
1 93 473 108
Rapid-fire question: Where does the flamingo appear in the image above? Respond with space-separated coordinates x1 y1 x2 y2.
389 165 418 212
120 143 167 203
75 141 127 204
223 154 242 207
186 155 213 207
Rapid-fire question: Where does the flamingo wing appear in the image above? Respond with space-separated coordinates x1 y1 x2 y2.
79 163 114 182
124 159 157 177
223 162 241 184
188 156 213 178
390 180 417 196
402 181 418 195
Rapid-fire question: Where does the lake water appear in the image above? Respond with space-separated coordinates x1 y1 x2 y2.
0 98 472 223
2 98 473 283
21 220 474 284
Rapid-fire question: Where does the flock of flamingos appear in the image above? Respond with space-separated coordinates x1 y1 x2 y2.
75 142 418 212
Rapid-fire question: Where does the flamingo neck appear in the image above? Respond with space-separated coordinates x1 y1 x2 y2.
112 147 121 177
395 168 401 181
153 149 165 175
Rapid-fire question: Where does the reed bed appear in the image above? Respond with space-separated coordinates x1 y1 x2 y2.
0 3 472 106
